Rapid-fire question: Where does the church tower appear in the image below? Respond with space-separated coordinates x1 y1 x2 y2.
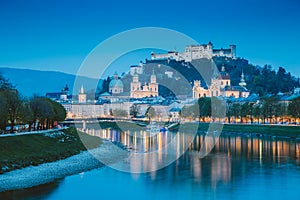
149 69 158 96
130 69 159 98
150 69 156 83
130 71 141 98
219 64 231 88
239 70 247 88
78 85 87 103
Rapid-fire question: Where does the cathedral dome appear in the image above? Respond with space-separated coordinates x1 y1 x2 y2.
109 79 124 88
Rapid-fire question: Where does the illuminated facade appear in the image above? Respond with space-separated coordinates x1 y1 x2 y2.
130 70 158 98
151 42 236 62
193 66 250 98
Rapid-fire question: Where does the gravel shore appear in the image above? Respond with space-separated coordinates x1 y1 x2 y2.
0 140 116 192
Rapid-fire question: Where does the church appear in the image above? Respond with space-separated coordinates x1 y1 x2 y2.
109 72 124 94
193 66 249 99
130 70 158 98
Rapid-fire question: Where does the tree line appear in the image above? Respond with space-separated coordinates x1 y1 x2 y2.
181 96 300 124
0 75 66 133
216 59 299 96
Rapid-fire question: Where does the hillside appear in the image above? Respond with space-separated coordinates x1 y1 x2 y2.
0 68 100 97
2 57 299 98
142 57 300 96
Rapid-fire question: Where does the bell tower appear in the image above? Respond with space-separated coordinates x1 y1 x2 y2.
130 71 141 98
78 85 86 103
149 69 158 96
239 70 247 88
150 69 156 83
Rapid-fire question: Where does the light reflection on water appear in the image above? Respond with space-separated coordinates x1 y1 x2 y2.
1 128 300 199
86 128 300 167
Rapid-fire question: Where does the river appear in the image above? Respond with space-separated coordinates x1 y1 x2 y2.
1 127 300 199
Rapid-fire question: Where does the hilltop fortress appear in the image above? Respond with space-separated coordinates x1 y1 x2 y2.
151 42 236 62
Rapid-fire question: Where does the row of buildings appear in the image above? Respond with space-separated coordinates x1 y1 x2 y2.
47 68 249 120
46 42 251 120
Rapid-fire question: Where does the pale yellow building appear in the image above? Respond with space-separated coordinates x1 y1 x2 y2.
130 70 158 98
193 66 249 98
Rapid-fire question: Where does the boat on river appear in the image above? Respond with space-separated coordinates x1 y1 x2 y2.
146 122 160 134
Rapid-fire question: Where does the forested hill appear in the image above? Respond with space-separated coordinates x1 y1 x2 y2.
213 57 299 96
98 57 299 98
144 57 300 96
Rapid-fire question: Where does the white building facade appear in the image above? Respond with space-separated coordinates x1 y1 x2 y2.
193 66 249 99
151 42 236 62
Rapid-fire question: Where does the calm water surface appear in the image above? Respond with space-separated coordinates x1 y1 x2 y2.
2 128 300 200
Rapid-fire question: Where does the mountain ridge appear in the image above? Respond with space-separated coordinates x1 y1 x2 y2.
0 67 100 97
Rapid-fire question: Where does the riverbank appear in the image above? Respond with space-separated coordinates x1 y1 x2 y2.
0 127 67 137
195 123 300 138
84 121 300 138
220 123 300 138
0 140 116 192
0 127 102 174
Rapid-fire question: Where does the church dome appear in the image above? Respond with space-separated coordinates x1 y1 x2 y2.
109 79 124 88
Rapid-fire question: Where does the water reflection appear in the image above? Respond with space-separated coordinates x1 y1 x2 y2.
83 127 300 186
85 128 300 166
85 128 175 153
83 128 195 173
0 180 61 200
1 128 300 199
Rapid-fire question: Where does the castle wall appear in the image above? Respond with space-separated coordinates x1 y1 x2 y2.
151 42 236 62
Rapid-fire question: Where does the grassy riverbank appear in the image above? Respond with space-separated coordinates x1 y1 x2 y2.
221 124 300 137
179 123 300 138
89 121 300 138
0 127 102 174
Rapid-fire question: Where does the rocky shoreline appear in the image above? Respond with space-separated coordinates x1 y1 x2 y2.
0 140 115 192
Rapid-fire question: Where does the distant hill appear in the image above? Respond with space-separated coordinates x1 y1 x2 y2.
2 57 299 98
0 67 101 97
144 57 300 96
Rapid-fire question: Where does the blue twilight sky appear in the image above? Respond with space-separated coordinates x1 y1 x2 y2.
0 0 300 78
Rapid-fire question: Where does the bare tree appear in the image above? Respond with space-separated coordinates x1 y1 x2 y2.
129 104 140 118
